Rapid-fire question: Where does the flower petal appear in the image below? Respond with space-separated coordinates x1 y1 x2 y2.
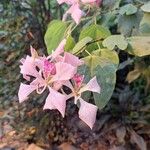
63 80 73 90
78 98 98 129
18 83 37 103
52 81 64 90
20 56 40 78
51 62 77 81
63 52 84 67
51 39 66 59
63 4 83 24
43 87 67 117
79 76 100 94
23 74 30 81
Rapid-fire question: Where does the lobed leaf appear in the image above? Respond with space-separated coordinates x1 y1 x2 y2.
119 4 137 15
79 24 111 40
102 35 128 50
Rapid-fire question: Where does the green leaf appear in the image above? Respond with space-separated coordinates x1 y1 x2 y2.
102 35 128 50
82 55 103 76
119 4 137 15
127 36 150 56
93 64 116 109
78 65 91 102
82 52 117 109
72 37 92 54
141 2 150 13
92 49 119 69
44 20 67 54
103 0 121 10
139 13 150 36
118 12 142 36
79 24 111 40
82 49 119 74
100 11 117 28
64 36 75 52
79 25 111 52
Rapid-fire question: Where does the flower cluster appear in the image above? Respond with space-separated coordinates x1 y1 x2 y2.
18 39 100 129
57 0 102 24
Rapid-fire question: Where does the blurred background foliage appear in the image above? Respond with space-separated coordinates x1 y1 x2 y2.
0 0 150 149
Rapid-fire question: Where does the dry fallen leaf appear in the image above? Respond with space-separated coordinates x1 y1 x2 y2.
0 111 4 117
130 130 147 150
26 144 44 150
58 143 78 150
116 126 126 143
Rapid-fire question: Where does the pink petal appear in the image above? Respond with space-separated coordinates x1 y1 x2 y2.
54 55 64 62
63 80 73 90
78 98 98 129
52 81 64 90
63 52 84 67
79 76 100 94
43 87 67 117
51 39 66 59
20 56 40 78
23 74 30 81
64 4 83 24
51 62 77 81
30 78 45 87
18 83 37 103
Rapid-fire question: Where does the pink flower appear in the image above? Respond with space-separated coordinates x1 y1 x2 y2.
18 41 77 117
58 0 102 24
18 39 101 127
65 75 101 129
